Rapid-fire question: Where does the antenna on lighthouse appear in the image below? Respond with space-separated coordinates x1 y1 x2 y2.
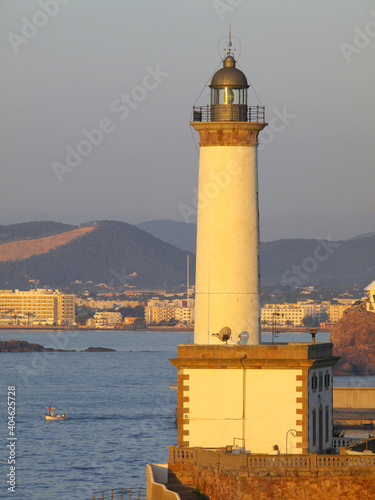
228 25 232 53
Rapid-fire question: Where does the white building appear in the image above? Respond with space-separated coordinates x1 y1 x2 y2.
365 280 375 313
92 311 122 328
261 302 316 327
144 298 195 325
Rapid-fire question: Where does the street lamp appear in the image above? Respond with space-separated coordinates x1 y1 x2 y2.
286 428 297 454
272 311 279 344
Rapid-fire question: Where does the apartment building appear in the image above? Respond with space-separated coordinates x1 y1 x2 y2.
144 298 195 325
0 289 75 325
261 302 316 327
91 311 123 328
328 304 352 323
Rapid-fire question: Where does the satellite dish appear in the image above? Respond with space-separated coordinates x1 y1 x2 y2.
218 326 231 343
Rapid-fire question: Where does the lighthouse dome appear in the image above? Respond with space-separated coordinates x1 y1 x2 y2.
210 55 249 89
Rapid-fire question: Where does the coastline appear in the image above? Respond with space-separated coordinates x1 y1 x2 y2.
0 325 329 333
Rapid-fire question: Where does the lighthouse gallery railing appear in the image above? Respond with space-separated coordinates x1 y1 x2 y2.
192 105 265 123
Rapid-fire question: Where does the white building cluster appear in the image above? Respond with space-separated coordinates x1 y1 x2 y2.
144 297 195 325
261 300 358 327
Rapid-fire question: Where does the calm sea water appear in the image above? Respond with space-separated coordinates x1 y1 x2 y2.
0 329 373 500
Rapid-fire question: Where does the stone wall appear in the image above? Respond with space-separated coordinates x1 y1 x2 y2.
168 447 375 500
194 472 375 500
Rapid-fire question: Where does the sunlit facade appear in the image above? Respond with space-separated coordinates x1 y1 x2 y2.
0 289 75 325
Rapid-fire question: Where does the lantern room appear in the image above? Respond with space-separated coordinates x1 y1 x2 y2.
209 54 249 121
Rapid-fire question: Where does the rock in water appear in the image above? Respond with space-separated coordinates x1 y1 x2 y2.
330 300 375 375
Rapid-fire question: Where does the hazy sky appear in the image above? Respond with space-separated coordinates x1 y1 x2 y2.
1 0 374 242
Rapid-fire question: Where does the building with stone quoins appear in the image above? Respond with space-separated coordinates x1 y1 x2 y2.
0 289 75 325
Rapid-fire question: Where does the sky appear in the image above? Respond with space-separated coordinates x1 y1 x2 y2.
1 0 374 242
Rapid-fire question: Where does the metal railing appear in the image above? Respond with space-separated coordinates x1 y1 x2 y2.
192 105 266 123
169 446 375 473
92 487 143 500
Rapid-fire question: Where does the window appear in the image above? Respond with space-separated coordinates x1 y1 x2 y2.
319 371 323 391
211 88 247 105
325 406 329 442
312 408 316 446
311 373 317 391
324 372 330 389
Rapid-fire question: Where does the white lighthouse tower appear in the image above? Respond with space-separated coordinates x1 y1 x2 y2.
169 39 337 455
192 41 266 345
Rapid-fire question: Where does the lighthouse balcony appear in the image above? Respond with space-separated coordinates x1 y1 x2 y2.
192 104 265 123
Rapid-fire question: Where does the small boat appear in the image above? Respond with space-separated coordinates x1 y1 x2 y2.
44 404 66 420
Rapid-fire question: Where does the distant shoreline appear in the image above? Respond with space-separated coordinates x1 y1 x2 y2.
0 324 187 332
0 325 329 333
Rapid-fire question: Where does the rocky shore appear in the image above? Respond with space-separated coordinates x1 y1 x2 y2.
0 340 116 352
330 300 375 375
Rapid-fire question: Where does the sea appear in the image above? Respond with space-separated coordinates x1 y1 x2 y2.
1 329 374 500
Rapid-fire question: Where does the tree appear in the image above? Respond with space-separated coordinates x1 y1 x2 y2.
302 315 314 327
26 312 35 325
76 312 90 325
134 318 147 330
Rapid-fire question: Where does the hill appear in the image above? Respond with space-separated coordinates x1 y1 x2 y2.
135 220 375 287
0 221 75 243
260 236 375 285
0 221 195 290
0 225 95 261
136 220 197 253
0 220 374 290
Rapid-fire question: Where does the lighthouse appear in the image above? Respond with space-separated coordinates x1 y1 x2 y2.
169 39 338 455
192 43 266 345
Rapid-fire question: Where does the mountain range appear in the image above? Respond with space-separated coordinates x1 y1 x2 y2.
0 219 374 290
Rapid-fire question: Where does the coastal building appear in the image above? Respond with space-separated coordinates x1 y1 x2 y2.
91 311 122 328
0 288 75 325
365 280 375 312
261 302 317 326
144 298 195 325
328 303 352 323
144 300 175 324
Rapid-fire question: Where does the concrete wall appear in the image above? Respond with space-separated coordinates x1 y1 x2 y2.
185 367 302 453
146 464 180 500
333 387 375 409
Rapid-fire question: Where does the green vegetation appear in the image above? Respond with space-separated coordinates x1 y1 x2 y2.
193 489 210 500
